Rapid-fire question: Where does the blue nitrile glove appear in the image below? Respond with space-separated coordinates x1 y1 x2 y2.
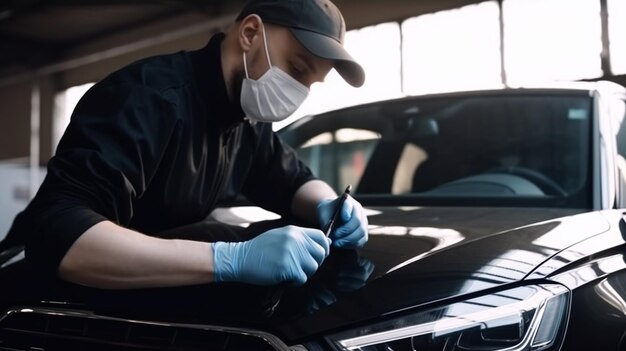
212 226 331 286
316 195 369 249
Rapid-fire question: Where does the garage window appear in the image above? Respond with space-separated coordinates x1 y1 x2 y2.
502 0 603 83
401 1 502 95
608 0 626 75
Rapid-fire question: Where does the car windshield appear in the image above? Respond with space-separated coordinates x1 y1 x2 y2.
285 93 593 209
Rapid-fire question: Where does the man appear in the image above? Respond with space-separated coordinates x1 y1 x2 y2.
6 0 368 289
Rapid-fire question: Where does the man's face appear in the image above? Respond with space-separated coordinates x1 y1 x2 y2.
245 23 334 89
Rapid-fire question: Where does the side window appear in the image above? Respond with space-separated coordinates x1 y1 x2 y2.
296 129 380 194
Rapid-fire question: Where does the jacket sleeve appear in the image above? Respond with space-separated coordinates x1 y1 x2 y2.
240 123 317 216
7 79 179 277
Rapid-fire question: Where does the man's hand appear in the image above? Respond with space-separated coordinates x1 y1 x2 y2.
316 195 368 249
212 226 331 285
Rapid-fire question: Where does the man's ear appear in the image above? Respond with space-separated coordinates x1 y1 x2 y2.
238 14 263 53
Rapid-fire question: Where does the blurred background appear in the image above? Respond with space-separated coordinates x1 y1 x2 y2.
0 0 624 239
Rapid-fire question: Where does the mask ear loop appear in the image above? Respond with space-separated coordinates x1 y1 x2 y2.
243 52 250 79
242 23 272 80
260 24 272 68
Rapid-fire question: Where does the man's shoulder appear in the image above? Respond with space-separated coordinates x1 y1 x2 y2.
103 51 192 93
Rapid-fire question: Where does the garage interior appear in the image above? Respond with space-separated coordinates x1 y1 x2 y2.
0 0 625 239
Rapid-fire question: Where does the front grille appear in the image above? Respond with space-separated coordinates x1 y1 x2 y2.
0 307 289 351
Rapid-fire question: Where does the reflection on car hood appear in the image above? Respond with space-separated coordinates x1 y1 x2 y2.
11 206 611 344
273 206 606 340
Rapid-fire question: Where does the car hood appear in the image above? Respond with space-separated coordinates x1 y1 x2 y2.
265 206 608 341
5 206 611 344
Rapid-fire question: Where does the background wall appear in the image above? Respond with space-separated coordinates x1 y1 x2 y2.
0 82 30 160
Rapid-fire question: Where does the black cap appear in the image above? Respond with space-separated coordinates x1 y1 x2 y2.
236 0 365 87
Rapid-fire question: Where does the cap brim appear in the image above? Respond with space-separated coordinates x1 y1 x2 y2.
290 28 365 88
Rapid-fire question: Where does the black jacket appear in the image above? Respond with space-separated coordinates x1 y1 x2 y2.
6 33 316 277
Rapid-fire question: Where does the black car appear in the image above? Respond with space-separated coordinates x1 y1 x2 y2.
2 82 626 351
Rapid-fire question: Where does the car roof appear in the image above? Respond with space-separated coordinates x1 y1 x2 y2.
511 80 626 94
289 80 626 125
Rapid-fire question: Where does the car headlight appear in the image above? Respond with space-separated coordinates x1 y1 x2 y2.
326 284 569 351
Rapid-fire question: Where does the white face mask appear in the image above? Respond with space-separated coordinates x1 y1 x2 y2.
240 25 310 123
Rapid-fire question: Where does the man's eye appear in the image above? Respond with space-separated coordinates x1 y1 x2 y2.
291 64 303 75
289 63 311 85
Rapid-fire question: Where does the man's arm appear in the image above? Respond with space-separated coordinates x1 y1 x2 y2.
58 221 215 289
290 179 337 224
58 220 331 289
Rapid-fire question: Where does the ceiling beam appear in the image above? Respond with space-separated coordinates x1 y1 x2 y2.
0 32 61 67
0 0 490 87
